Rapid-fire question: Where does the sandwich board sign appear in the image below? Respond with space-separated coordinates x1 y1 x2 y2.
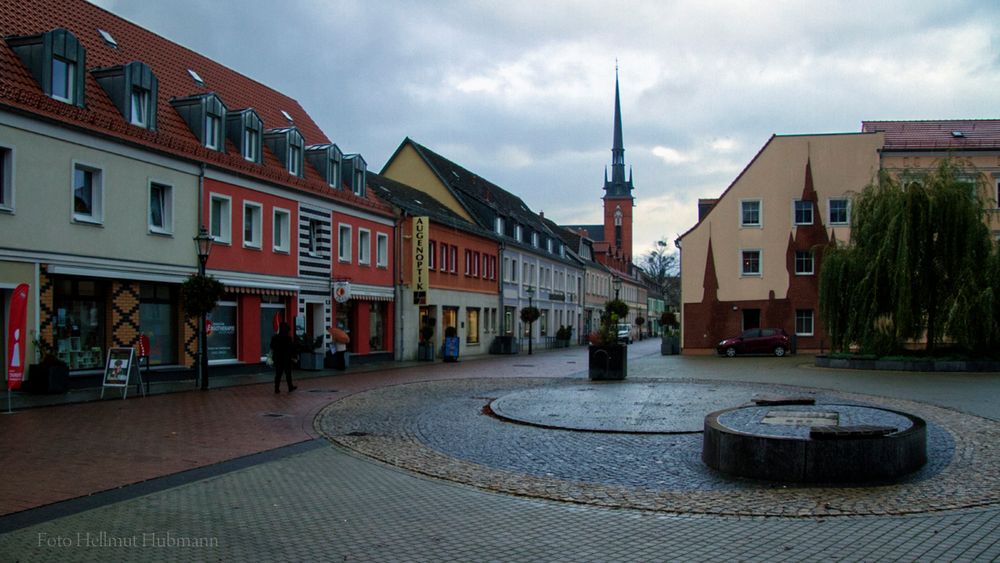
101 347 144 399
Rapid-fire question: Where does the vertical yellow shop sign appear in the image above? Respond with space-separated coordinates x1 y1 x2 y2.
412 216 429 291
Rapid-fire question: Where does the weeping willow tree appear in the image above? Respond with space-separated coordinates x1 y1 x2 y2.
819 159 999 355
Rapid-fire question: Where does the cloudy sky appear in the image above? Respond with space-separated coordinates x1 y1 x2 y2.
92 0 999 259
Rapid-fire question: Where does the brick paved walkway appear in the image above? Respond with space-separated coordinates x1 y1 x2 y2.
2 339 999 561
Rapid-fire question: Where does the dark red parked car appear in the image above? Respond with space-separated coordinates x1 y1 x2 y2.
717 328 791 357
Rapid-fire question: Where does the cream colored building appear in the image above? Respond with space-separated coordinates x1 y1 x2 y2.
678 120 1000 355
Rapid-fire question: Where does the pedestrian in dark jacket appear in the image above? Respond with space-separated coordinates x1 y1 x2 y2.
270 322 296 394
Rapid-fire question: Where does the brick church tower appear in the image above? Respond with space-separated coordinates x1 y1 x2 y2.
602 68 635 264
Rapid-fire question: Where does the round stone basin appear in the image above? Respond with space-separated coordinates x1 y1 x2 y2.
703 403 927 483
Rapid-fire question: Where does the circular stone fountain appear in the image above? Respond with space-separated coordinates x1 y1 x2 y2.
702 399 927 483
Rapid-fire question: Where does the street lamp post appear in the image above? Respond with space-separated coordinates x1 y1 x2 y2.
612 275 622 301
194 226 214 390
526 285 535 355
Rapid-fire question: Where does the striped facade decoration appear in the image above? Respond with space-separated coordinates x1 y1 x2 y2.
109 281 140 348
38 269 55 350
180 291 198 368
298 205 332 279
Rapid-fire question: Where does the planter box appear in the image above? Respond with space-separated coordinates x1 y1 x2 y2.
418 343 436 361
26 361 69 394
298 352 324 371
661 336 679 355
588 344 627 380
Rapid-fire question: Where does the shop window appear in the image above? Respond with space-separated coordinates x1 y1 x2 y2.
207 299 238 361
466 308 480 344
53 278 106 370
139 283 177 365
1 145 14 212
376 233 388 268
148 181 173 234
72 162 103 224
273 209 290 253
243 202 262 249
209 194 231 244
369 302 386 351
358 228 371 265
442 306 459 336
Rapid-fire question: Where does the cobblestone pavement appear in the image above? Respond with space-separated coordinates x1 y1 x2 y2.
2 340 1000 560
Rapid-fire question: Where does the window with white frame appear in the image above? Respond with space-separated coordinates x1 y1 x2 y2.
358 228 371 265
209 194 231 243
440 243 449 272
465 249 471 275
204 112 222 150
515 224 522 241
741 199 761 227
793 200 813 226
148 181 172 234
376 232 388 268
794 250 814 275
429 240 436 270
450 245 457 273
0 145 13 211
532 232 539 247
289 144 302 177
495 216 504 235
51 57 74 103
795 309 814 336
473 251 480 277
130 86 151 127
243 127 259 162
243 202 262 249
338 224 351 262
829 198 850 225
741 249 761 276
72 163 103 223
273 208 290 253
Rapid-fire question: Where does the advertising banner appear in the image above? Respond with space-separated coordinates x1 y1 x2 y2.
6 283 29 391
412 216 429 292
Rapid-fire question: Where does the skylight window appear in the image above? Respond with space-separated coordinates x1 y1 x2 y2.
187 69 205 87
98 29 118 48
281 110 293 122
951 130 964 138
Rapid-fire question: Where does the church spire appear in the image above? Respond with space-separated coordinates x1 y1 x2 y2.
604 65 633 198
610 65 626 185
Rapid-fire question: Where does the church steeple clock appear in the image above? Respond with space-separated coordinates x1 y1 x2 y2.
603 67 635 264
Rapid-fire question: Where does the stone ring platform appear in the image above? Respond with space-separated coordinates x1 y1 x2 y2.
316 377 1000 517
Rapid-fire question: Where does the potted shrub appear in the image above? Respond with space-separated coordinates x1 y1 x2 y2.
296 335 325 370
660 311 680 355
555 325 572 347
442 325 460 362
26 334 69 394
418 317 436 361
519 306 540 354
588 299 629 380
635 316 645 340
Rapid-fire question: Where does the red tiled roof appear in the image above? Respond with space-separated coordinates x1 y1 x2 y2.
0 0 390 215
862 119 1000 150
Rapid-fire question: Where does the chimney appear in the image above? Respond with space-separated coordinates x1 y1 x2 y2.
539 210 544 219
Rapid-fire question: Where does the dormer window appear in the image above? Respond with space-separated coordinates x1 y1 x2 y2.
305 144 343 188
52 57 74 102
342 154 367 197
263 127 304 177
532 232 539 247
515 224 523 242
171 93 225 150
225 109 263 164
130 86 150 126
495 216 504 235
93 61 158 130
8 28 86 107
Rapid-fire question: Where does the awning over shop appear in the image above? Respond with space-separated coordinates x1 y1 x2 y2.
216 278 300 297
345 283 394 302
